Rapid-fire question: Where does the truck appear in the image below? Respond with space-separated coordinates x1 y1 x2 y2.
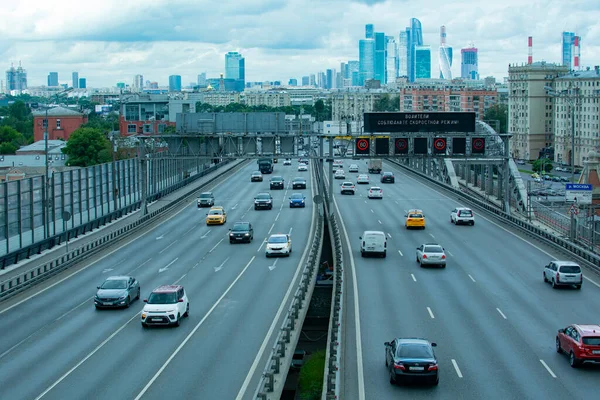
368 159 382 174
257 158 274 174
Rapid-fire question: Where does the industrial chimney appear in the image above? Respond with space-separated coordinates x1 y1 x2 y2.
574 36 580 68
528 36 533 64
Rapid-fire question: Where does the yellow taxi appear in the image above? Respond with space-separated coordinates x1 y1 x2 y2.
405 209 426 230
206 206 227 225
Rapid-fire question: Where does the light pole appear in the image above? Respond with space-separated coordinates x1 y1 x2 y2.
545 85 578 183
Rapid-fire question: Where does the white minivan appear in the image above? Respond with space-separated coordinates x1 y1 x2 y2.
359 230 387 258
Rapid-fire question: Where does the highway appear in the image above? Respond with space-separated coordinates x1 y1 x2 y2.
330 159 600 399
0 159 316 400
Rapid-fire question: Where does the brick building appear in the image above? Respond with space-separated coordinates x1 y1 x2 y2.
32 106 88 141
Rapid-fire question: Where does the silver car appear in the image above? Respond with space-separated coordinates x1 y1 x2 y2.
544 260 583 289
416 244 447 268
95 276 140 309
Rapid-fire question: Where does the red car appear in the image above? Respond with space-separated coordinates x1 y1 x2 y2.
556 324 600 367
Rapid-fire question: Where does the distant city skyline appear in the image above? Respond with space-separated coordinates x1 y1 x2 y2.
1 1 598 88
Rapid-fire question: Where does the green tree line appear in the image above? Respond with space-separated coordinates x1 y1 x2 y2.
195 99 333 121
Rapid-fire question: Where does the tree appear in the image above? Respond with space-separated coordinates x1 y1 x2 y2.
164 125 176 133
0 125 26 151
532 158 553 173
373 94 400 112
484 104 508 133
0 142 17 154
314 99 325 121
62 127 112 167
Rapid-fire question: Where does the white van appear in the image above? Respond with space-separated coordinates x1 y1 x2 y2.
359 230 387 258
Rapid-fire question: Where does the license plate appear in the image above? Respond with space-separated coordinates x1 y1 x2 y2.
367 247 374 251
103 302 112 306
409 366 424 371
152 317 163 321
236 237 242 240
593 350 600 354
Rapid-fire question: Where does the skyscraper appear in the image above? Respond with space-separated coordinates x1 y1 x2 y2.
439 26 453 79
5 62 27 93
326 69 335 89
72 72 79 88
461 47 479 79
386 36 398 84
415 46 431 79
347 61 359 86
288 78 298 86
309 74 316 86
197 72 207 86
562 32 575 68
133 74 143 91
48 72 59 87
301 76 309 86
359 39 375 85
398 31 408 77
225 51 245 92
78 78 86 89
406 18 423 82
317 72 326 88
365 24 374 39
169 75 182 92
374 32 386 83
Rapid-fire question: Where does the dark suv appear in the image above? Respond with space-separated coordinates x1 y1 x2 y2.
254 193 273 210
229 222 254 243
292 177 307 189
380 172 395 183
270 176 285 189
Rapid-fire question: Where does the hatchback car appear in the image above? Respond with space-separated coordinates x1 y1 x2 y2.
340 182 356 195
292 177 307 189
385 338 439 385
197 192 215 207
544 260 583 289
368 187 383 199
450 207 475 225
298 164 308 171
206 206 226 225
251 171 263 182
289 193 306 208
141 285 189 328
349 164 359 173
270 176 285 189
380 172 395 183
95 276 140 309
283 159 292 166
556 324 600 367
265 234 292 257
405 209 426 229
254 193 273 210
416 243 446 267
229 222 253 243
357 174 369 184
334 169 346 179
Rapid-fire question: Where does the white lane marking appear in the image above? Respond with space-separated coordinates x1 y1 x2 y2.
378 220 382 224
134 256 257 400
364 200 367 203
429 233 435 239
192 262 199 269
158 258 178 273
411 274 417 282
0 324 47 360
398 250 403 256
214 257 230 272
231 203 238 210
540 359 557 378
584 276 600 288
257 239 266 252
370 209 374 213
387 233 392 238
101 268 113 274
395 201 399 205
468 274 476 283
447 250 454 257
176 274 186 283
35 311 142 400
427 307 435 319
452 359 463 378
275 212 280 221
156 235 164 240
184 224 198 235
268 223 275 234
159 241 177 254
268 258 279 271
56 297 92 321
201 230 211 239
496 308 508 319
209 238 224 253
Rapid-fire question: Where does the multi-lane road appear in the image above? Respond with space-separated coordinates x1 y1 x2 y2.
332 159 600 399
0 159 316 400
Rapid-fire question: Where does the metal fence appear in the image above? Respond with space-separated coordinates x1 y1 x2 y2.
0 156 211 262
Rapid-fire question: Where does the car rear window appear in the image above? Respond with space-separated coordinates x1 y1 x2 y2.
409 214 423 218
397 344 433 358
583 337 600 345
364 234 383 241
424 246 443 253
459 210 473 217
559 265 581 274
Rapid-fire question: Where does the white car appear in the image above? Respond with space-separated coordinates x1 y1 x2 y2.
265 234 292 257
349 164 359 173
450 207 475 225
544 260 583 289
368 186 383 199
334 169 346 179
141 285 189 328
283 159 292 166
298 164 308 171
340 182 356 195
357 174 369 184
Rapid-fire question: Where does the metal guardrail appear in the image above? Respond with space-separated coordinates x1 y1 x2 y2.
254 160 325 400
387 159 600 272
0 159 244 301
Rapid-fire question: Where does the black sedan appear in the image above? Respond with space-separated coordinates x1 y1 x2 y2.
380 172 395 183
229 221 253 243
292 177 307 189
95 276 140 309
385 338 438 385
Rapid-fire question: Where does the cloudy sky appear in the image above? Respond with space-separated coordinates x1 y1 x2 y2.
1 0 599 88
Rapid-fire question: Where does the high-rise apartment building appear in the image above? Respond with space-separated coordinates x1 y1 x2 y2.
386 36 398 84
398 31 408 77
461 47 479 79
133 74 144 91
197 72 207 86
78 78 86 89
365 24 374 39
406 18 423 82
301 76 309 86
347 61 359 86
225 51 245 91
5 62 27 93
326 69 335 89
374 32 386 84
359 39 375 86
168 75 182 92
439 26 453 80
317 72 326 88
288 78 298 86
309 74 316 86
72 72 79 89
415 46 431 79
48 72 59 87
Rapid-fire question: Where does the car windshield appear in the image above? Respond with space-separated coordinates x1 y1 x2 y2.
459 210 473 216
583 337 600 345
291 194 303 199
294 178 305 182
199 193 212 198
232 223 249 231
424 246 444 253
252 171 261 175
256 194 270 199
559 265 581 273
208 210 223 215
271 177 283 182
147 292 177 304
409 214 423 218
269 236 287 244
397 344 434 359
100 279 127 289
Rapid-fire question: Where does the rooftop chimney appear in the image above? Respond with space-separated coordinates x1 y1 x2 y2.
574 36 580 68
528 36 533 65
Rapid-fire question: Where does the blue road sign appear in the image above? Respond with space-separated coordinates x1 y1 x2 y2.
565 183 593 204
565 184 592 191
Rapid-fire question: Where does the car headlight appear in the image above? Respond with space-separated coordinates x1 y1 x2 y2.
142 313 147 319
118 295 127 300
229 233 234 236
244 233 249 236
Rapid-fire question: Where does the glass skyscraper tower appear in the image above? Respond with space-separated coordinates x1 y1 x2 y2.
359 39 375 85
406 18 423 82
225 51 245 92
